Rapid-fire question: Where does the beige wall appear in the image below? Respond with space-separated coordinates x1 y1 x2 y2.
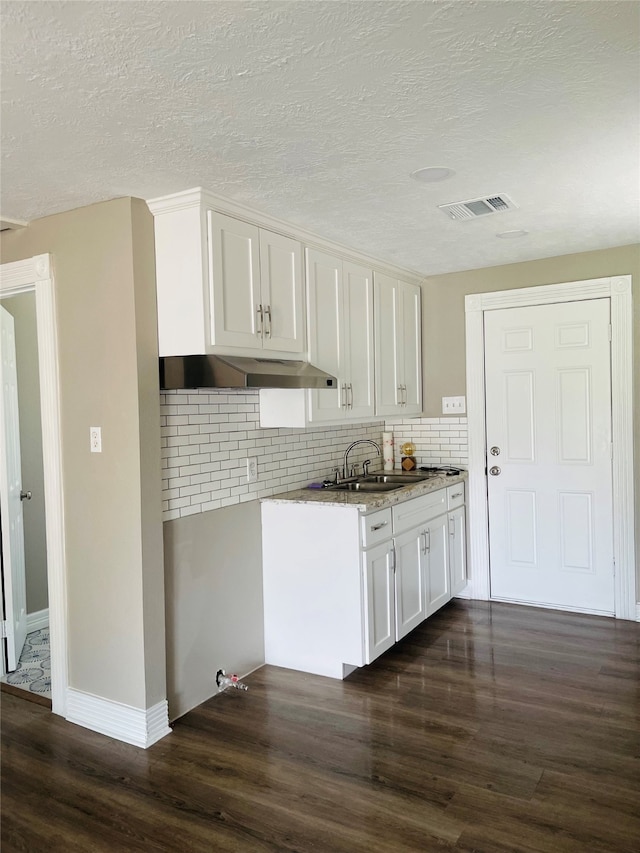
163 501 265 720
0 199 166 709
1 292 48 613
421 242 640 597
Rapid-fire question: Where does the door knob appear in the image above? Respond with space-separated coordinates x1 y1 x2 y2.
20 490 32 501
490 446 501 456
489 466 501 476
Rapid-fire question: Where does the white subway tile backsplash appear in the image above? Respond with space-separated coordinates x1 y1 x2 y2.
160 391 468 521
161 389 386 520
386 416 468 469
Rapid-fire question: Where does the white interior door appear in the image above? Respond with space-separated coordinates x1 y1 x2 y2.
0 304 28 670
485 299 614 614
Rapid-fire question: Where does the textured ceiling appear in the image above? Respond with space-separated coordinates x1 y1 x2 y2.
1 0 639 275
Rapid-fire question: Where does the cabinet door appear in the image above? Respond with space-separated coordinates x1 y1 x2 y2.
448 506 467 595
394 527 427 640
363 542 396 664
374 272 403 415
208 211 262 349
307 249 345 422
343 262 375 420
259 230 305 354
400 281 422 414
426 514 451 616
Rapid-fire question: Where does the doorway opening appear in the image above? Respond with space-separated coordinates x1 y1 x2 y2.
0 293 51 704
0 254 67 715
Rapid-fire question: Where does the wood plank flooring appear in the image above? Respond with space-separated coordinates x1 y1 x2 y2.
2 600 639 852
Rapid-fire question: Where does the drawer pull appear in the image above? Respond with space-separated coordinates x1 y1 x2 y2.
450 492 462 499
371 521 388 531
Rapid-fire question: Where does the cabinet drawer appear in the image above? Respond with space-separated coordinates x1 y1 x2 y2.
360 507 392 548
393 489 447 534
447 483 465 510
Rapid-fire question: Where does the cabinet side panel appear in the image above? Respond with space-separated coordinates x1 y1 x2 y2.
262 502 363 677
154 207 207 355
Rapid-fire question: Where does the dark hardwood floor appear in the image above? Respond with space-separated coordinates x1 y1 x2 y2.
2 600 639 852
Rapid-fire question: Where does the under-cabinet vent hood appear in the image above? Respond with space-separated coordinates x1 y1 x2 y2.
160 355 337 390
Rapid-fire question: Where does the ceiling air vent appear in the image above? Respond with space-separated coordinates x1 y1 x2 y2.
438 194 517 221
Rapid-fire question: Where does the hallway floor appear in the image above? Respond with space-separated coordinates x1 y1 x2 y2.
1 627 51 700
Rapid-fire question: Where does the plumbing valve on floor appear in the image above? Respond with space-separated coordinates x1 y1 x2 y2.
216 669 249 693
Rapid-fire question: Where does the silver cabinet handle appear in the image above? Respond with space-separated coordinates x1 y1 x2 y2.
489 466 501 476
371 521 388 531
449 516 455 537
424 529 430 552
256 304 264 337
20 490 32 501
421 531 427 554
397 385 403 406
450 492 462 499
348 383 353 409
341 383 347 409
403 385 408 406
264 304 272 338
389 545 396 573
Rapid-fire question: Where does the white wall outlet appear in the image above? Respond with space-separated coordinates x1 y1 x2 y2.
246 456 258 483
442 396 466 415
90 426 102 453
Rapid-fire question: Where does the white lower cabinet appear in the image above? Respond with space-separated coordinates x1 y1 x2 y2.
393 527 427 640
425 514 451 616
448 505 466 596
363 541 396 663
261 481 466 679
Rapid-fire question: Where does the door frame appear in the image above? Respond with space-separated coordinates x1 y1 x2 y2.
465 275 635 620
0 254 68 713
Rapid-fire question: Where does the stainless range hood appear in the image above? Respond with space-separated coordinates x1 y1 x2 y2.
160 355 337 390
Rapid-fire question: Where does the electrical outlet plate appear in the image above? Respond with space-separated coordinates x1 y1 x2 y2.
442 396 466 415
246 457 258 483
90 426 102 453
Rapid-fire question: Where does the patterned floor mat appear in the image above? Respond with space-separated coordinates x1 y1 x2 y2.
1 627 51 699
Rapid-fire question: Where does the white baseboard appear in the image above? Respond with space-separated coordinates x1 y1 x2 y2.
66 689 172 749
27 608 49 633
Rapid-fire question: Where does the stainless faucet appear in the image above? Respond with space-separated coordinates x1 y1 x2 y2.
342 439 381 479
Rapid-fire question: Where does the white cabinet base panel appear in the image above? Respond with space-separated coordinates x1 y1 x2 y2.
262 503 365 679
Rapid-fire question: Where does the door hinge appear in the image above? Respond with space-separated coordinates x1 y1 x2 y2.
0 620 6 639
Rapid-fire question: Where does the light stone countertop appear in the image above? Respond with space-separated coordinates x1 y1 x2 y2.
261 470 468 512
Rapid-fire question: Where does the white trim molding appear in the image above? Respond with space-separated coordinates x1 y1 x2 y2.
66 689 172 749
465 275 636 620
147 187 425 285
27 608 49 633
0 254 69 713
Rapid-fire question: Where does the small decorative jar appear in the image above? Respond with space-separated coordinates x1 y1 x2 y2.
400 441 417 471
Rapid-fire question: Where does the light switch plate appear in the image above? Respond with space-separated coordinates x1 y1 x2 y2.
442 396 466 415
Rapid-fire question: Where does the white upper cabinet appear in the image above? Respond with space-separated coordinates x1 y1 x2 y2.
209 212 304 353
148 189 304 357
307 249 375 423
374 273 423 416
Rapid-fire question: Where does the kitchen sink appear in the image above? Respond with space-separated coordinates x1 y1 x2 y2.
364 473 437 484
328 481 405 492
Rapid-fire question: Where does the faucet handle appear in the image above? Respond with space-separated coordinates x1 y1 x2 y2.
362 459 371 476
